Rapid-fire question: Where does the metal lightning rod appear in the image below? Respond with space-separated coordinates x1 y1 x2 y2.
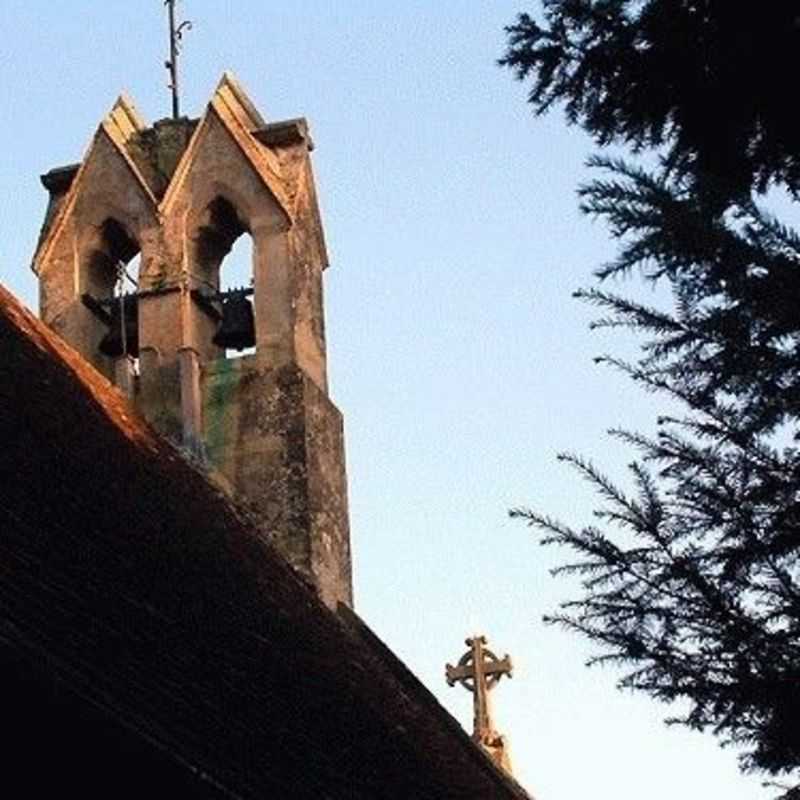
164 0 192 119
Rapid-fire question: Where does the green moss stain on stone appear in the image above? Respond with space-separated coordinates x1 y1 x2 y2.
203 359 240 468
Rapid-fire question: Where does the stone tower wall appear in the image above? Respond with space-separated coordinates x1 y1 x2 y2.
32 75 352 608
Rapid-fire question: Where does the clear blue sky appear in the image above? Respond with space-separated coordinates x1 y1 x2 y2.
0 2 773 798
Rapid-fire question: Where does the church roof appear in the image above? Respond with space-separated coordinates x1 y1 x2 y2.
0 282 531 799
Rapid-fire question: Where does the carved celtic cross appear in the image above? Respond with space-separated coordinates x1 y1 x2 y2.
446 635 512 742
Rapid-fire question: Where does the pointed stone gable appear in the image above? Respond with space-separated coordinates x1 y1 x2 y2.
35 74 304 283
162 73 292 226
163 100 288 233
33 95 157 278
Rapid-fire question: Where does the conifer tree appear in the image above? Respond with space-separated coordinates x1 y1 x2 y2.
502 3 800 794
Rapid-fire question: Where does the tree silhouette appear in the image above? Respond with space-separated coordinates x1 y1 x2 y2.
502 3 800 794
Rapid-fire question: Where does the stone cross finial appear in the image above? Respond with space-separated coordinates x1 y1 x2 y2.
446 635 514 772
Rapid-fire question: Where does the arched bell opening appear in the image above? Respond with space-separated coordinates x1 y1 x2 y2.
191 196 256 361
216 233 255 359
81 218 142 379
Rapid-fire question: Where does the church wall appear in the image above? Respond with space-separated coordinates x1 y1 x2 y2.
202 358 352 607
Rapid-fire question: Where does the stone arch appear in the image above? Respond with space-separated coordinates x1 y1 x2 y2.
184 193 258 361
66 133 157 300
35 123 157 386
159 97 295 360
74 216 143 379
188 194 251 292
82 217 140 298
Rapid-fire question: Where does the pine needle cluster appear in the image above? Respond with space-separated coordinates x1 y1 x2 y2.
502 2 800 793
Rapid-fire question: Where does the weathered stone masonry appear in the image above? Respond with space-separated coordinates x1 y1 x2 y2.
32 73 352 609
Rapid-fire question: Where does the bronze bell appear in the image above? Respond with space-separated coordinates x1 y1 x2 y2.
213 293 255 351
99 296 139 358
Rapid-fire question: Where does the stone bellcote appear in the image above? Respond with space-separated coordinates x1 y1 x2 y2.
32 73 352 609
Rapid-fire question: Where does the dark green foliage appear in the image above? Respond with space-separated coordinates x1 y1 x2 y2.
501 1 800 202
578 158 800 433
502 2 800 793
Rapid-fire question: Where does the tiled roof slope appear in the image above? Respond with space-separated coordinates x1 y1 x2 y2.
0 283 532 800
